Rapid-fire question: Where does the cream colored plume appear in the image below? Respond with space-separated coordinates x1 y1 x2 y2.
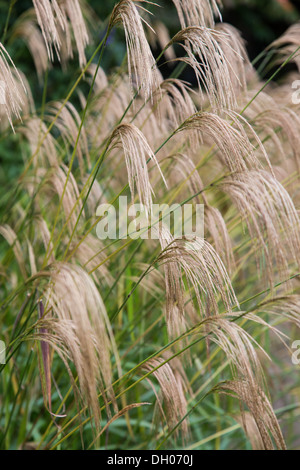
144 354 189 439
0 43 25 129
177 111 270 173
215 380 286 450
172 0 222 28
221 170 300 286
41 262 118 423
109 123 166 211
110 0 161 101
156 229 238 337
171 26 240 110
32 0 89 67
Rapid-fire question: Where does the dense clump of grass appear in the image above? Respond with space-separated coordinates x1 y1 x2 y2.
1 0 300 450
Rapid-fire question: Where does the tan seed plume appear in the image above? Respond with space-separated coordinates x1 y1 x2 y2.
0 43 25 130
110 123 166 211
172 0 222 28
110 0 161 101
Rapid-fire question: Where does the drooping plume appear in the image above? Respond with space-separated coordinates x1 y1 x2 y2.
156 229 238 337
170 27 241 110
144 354 189 439
221 170 300 286
164 153 235 271
110 0 161 101
13 12 49 81
32 0 89 67
49 101 90 175
0 43 25 129
172 0 222 28
41 262 118 423
215 380 286 450
109 123 166 211
176 111 270 173
269 23 300 72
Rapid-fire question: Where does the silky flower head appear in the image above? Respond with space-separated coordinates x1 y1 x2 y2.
221 170 300 287
38 262 119 424
21 117 59 168
0 225 26 278
49 101 90 175
172 0 222 28
269 23 300 72
157 79 197 128
60 0 90 68
177 111 271 173
32 0 89 67
164 153 234 270
148 20 176 62
32 0 66 62
13 11 49 81
215 379 286 450
170 26 240 110
110 0 161 101
204 316 266 386
48 164 84 233
109 123 166 212
215 23 252 95
144 354 189 439
0 43 26 130
156 229 238 337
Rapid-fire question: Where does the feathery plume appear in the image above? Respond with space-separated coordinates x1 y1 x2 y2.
144 354 189 438
235 412 264 450
204 316 266 385
21 117 59 168
41 262 118 423
110 0 161 101
109 123 166 211
256 295 300 329
165 153 234 270
32 0 89 67
157 79 197 128
37 217 56 264
13 13 49 82
215 23 252 94
221 171 300 285
269 23 300 72
253 107 300 169
72 234 113 286
171 27 240 110
60 0 90 68
32 0 67 62
0 43 25 129
177 111 269 172
156 230 238 337
215 380 286 450
172 0 222 28
86 63 108 95
148 21 176 62
49 165 84 232
49 101 90 174
0 225 26 278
